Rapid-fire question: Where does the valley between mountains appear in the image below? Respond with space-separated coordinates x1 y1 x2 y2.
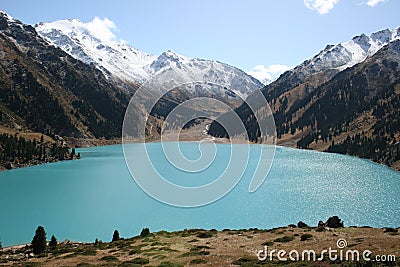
0 10 399 170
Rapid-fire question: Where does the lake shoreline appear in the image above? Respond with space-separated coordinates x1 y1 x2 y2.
66 136 400 172
1 135 398 173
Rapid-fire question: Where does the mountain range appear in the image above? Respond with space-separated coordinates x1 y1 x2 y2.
209 27 400 170
0 10 399 169
35 19 263 100
0 11 262 143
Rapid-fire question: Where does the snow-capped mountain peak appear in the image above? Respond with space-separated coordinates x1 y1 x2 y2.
149 50 191 73
294 27 400 77
35 19 156 83
35 19 263 97
0 10 15 22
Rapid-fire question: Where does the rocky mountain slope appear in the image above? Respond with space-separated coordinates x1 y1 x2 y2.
0 11 131 139
209 28 400 170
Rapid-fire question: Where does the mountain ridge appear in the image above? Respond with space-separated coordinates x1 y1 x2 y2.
0 10 131 139
208 27 400 170
35 18 263 98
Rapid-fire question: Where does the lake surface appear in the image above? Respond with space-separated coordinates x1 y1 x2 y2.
0 143 399 246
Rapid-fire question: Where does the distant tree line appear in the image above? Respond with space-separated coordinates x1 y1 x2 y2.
0 133 77 167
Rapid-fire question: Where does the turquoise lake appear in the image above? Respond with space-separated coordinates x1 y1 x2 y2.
0 143 399 246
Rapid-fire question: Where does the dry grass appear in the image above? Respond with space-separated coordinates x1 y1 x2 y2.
1 227 398 266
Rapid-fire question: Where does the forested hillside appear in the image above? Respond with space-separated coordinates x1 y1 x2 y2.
209 40 400 170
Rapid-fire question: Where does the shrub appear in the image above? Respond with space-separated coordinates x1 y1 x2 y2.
100 255 119 262
325 216 344 228
128 257 149 265
300 234 313 241
129 246 142 255
384 228 398 233
196 231 213 238
261 241 274 246
122 264 141 267
189 258 207 265
232 257 260 266
274 236 295 243
297 221 308 228
158 262 184 267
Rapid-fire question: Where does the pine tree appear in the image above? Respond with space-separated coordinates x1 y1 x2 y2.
70 148 76 159
140 228 150 238
49 235 57 250
31 226 47 255
112 230 120 242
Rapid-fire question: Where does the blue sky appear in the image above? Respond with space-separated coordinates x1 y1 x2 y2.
2 0 399 81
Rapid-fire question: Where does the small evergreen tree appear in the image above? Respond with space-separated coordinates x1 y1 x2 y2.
94 238 99 245
31 226 47 255
112 230 120 242
49 235 57 250
70 148 76 159
140 228 150 238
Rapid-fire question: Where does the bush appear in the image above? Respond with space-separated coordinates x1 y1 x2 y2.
325 216 344 228
140 228 150 238
179 250 209 257
100 255 119 262
196 231 213 238
119 262 141 267
190 258 207 265
158 262 184 267
129 246 142 255
129 257 149 265
261 241 274 246
274 236 295 243
297 221 308 228
232 257 260 266
300 234 313 241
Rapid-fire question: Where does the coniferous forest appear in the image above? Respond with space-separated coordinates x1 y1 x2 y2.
0 133 78 169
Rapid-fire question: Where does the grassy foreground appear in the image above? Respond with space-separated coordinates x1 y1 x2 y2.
1 226 399 267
